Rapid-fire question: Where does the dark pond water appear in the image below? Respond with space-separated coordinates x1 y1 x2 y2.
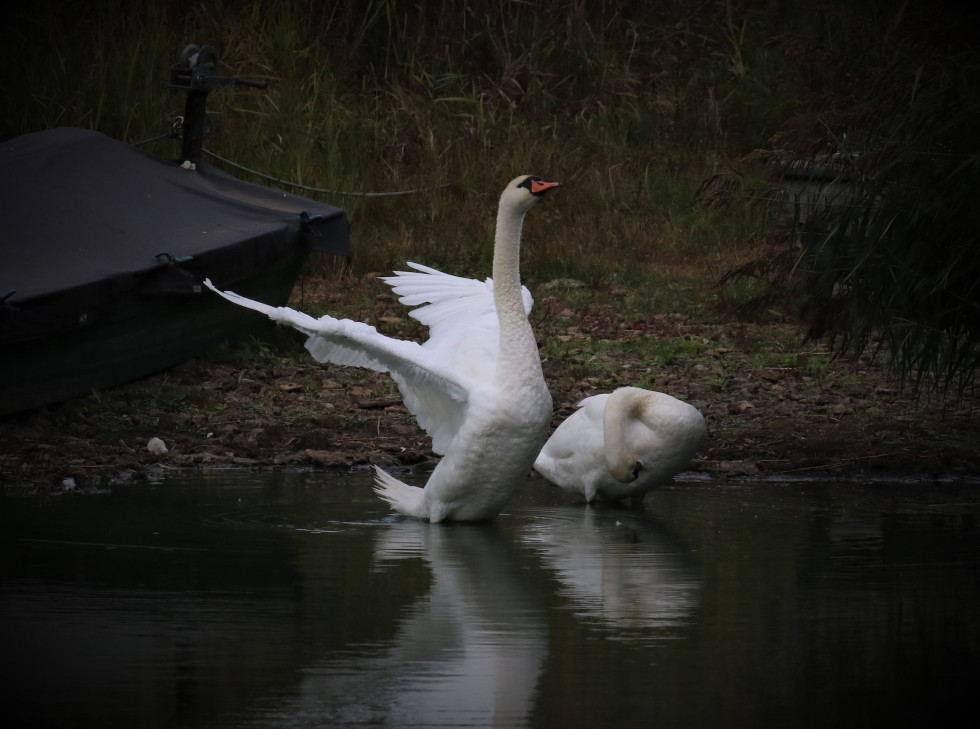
2 471 979 728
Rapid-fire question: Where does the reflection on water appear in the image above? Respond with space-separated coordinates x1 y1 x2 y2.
2 473 979 728
246 521 547 728
523 505 700 637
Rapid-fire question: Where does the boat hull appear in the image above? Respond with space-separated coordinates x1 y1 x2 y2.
1 128 350 416
1 249 309 416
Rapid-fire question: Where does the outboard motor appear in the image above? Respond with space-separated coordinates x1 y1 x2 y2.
168 44 267 165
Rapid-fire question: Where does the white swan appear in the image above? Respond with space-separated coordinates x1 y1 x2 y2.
204 175 559 522
534 387 706 505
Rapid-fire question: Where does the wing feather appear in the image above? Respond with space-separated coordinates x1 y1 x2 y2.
380 262 533 383
204 279 472 453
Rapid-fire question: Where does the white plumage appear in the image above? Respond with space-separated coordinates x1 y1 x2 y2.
205 175 559 522
534 386 706 505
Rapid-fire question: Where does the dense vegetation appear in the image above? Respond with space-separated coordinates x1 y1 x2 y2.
719 7 980 397
4 0 979 395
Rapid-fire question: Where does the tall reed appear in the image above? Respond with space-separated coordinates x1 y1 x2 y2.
7 0 975 392
720 8 980 396
3 0 813 274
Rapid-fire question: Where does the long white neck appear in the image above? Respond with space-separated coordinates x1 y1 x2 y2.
603 388 644 482
493 200 540 381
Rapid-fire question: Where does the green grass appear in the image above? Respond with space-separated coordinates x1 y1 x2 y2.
5 0 975 399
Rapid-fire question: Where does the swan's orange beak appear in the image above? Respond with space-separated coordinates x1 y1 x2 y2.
530 179 560 196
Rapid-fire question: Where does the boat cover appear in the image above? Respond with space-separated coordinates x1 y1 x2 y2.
0 127 349 344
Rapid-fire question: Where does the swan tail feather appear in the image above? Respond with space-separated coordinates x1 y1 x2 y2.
373 466 430 520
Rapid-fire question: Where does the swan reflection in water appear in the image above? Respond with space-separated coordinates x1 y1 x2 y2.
522 504 701 635
241 503 698 726
254 520 548 728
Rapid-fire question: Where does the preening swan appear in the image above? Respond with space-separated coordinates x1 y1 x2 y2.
534 386 706 506
205 175 559 522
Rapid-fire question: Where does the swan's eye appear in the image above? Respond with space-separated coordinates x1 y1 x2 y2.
517 176 541 191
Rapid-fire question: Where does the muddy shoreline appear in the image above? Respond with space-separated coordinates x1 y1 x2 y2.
3 278 979 492
4 354 978 493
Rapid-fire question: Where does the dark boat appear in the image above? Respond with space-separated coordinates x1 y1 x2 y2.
0 126 350 416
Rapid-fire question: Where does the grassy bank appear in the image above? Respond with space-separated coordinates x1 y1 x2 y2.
3 270 980 487
6 0 940 284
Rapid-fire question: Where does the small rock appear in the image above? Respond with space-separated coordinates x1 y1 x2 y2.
146 437 168 456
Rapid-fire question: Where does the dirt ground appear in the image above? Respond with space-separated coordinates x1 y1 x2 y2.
3 277 979 491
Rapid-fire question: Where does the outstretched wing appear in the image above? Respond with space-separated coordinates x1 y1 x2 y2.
381 262 533 382
204 279 472 454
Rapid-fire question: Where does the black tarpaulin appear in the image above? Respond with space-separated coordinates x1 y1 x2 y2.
0 127 349 343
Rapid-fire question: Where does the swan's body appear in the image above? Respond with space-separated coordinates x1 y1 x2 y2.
534 387 706 505
205 175 558 522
